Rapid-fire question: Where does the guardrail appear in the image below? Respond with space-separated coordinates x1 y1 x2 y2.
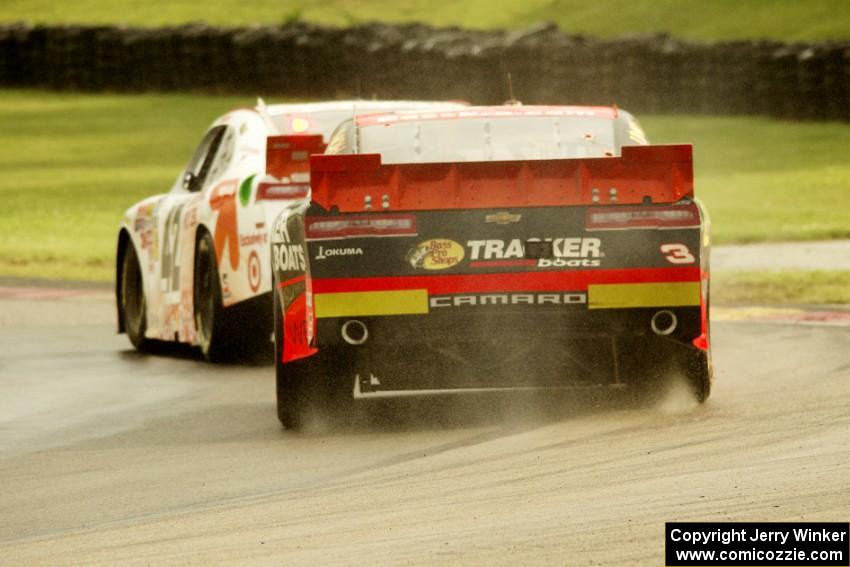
1 21 848 120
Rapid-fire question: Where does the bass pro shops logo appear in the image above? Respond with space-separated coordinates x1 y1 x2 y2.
407 239 465 270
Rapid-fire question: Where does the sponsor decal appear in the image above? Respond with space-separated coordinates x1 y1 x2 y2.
239 232 268 247
139 229 153 250
315 245 363 260
282 282 318 362
209 179 240 270
484 212 522 224
221 272 231 300
247 250 261 292
239 174 256 207
272 215 307 272
160 203 185 293
537 258 601 268
660 243 696 265
273 243 306 271
430 292 587 308
407 239 465 270
135 202 156 219
271 214 290 244
133 201 159 232
467 238 603 268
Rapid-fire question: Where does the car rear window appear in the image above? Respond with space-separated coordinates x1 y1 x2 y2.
358 116 619 164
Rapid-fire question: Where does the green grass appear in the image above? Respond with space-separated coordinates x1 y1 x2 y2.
643 115 850 244
0 91 252 281
1 0 849 42
713 271 850 305
1 90 850 283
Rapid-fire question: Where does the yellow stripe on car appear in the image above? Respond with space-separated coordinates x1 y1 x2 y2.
588 282 701 309
314 289 429 318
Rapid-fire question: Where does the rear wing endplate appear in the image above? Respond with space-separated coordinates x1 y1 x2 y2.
309 145 693 212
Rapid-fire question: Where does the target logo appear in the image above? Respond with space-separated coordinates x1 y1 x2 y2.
248 250 261 292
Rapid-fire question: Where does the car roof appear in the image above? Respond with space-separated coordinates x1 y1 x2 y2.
257 99 469 138
264 100 468 117
355 105 619 127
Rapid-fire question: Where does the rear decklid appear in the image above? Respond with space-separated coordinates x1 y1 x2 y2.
304 145 704 318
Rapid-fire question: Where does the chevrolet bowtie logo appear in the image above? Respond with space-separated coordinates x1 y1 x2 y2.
485 212 522 224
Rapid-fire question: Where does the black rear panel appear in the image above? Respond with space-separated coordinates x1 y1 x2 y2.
307 204 702 279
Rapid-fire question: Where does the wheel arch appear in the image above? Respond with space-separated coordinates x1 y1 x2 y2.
194 222 213 250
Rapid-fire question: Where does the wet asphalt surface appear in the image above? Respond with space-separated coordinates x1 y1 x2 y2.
0 285 848 565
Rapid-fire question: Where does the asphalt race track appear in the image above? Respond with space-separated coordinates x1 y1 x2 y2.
1 286 849 565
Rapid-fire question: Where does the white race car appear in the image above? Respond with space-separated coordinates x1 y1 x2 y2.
116 99 465 360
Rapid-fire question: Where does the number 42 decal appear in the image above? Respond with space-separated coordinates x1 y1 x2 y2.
660 243 696 264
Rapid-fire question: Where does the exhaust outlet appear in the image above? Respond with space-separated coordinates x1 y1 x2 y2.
341 319 369 345
650 310 678 336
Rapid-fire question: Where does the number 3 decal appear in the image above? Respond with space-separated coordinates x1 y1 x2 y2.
660 243 696 264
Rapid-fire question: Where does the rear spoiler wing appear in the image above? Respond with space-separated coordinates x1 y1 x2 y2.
309 145 693 212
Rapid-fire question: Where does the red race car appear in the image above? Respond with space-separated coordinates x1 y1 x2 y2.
270 105 711 428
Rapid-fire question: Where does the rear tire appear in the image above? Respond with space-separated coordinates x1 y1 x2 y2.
685 281 713 403
274 290 321 429
274 291 298 428
194 232 232 362
683 348 712 403
274 292 351 429
276 356 325 431
120 243 149 351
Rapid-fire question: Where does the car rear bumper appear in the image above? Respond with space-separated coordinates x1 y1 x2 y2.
318 306 701 347
315 306 703 395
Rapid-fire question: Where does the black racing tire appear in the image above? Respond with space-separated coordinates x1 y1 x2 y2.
274 292 351 430
194 232 232 362
273 290 299 427
683 348 712 403
120 243 150 350
696 280 714 402
682 279 713 403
